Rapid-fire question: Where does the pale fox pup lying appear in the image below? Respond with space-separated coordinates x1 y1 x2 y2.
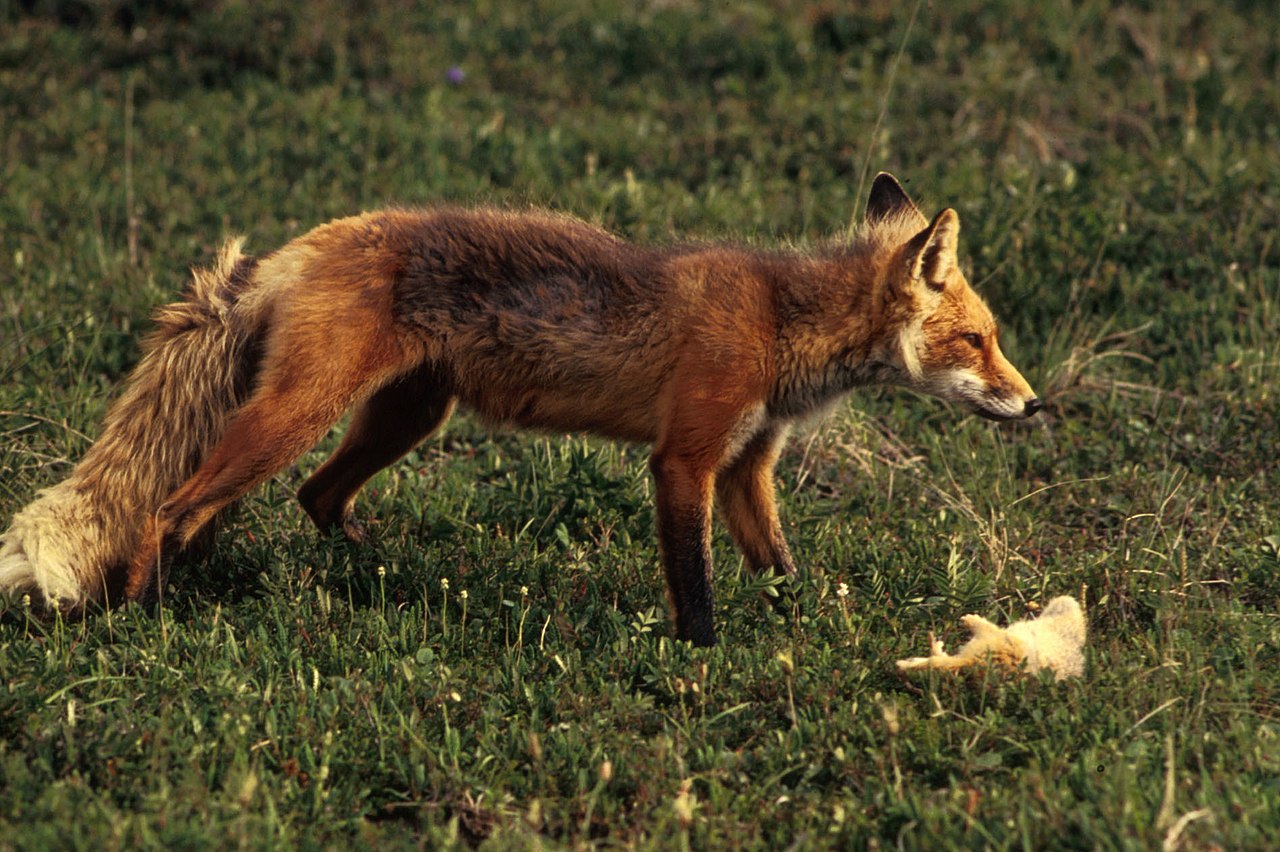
896 596 1086 681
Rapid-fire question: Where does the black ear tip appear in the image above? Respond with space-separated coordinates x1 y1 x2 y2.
866 171 915 222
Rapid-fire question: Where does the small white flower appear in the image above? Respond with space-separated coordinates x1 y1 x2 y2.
460 590 469 601
376 565 386 578
440 578 449 591
836 582 850 599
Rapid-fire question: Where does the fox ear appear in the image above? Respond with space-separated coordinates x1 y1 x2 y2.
866 172 921 223
906 208 960 290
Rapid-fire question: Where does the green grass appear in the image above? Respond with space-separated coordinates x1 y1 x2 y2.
2 0 1279 847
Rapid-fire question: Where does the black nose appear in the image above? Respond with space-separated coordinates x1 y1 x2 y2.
1024 398 1045 417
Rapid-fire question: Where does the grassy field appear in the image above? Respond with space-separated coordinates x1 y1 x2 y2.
2 0 1278 847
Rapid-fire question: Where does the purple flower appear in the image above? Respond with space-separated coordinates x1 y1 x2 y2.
445 65 465 85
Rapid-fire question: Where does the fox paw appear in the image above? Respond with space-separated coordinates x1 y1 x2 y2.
895 632 948 671
341 514 368 544
959 614 1001 638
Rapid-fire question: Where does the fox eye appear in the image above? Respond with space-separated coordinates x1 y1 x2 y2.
961 332 983 349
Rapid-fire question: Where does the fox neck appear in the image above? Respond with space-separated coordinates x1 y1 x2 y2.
766 249 909 420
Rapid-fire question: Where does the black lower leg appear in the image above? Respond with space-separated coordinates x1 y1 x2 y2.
658 514 717 646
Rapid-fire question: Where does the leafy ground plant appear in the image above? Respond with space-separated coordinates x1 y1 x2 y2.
2 1 1278 848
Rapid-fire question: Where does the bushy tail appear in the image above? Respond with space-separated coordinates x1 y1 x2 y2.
0 240 270 608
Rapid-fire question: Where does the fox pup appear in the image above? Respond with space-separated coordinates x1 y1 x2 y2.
896 596 1087 680
0 173 1041 645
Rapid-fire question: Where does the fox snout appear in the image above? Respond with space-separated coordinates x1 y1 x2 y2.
967 350 1042 421
911 353 1043 422
975 357 1043 421
986 348 1042 420
976 393 1044 421
925 353 1042 422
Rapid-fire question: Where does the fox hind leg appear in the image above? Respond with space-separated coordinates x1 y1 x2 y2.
896 651 981 674
298 365 456 541
125 326 418 603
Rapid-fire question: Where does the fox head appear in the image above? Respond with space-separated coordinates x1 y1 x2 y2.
865 173 1042 421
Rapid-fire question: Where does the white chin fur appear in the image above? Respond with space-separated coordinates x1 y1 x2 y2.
0 480 111 608
921 369 1024 419
974 394 1029 420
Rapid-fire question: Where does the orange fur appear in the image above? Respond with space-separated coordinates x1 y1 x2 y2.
5 173 1041 645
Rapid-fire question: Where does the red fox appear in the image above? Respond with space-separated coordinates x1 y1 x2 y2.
0 173 1041 645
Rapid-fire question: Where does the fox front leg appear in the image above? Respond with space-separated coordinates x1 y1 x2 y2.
651 348 771 644
714 425 796 578
649 450 718 646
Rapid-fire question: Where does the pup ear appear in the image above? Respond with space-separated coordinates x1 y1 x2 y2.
906 208 960 290
866 172 922 223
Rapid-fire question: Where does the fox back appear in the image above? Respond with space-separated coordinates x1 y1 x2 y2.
286 195 1037 444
